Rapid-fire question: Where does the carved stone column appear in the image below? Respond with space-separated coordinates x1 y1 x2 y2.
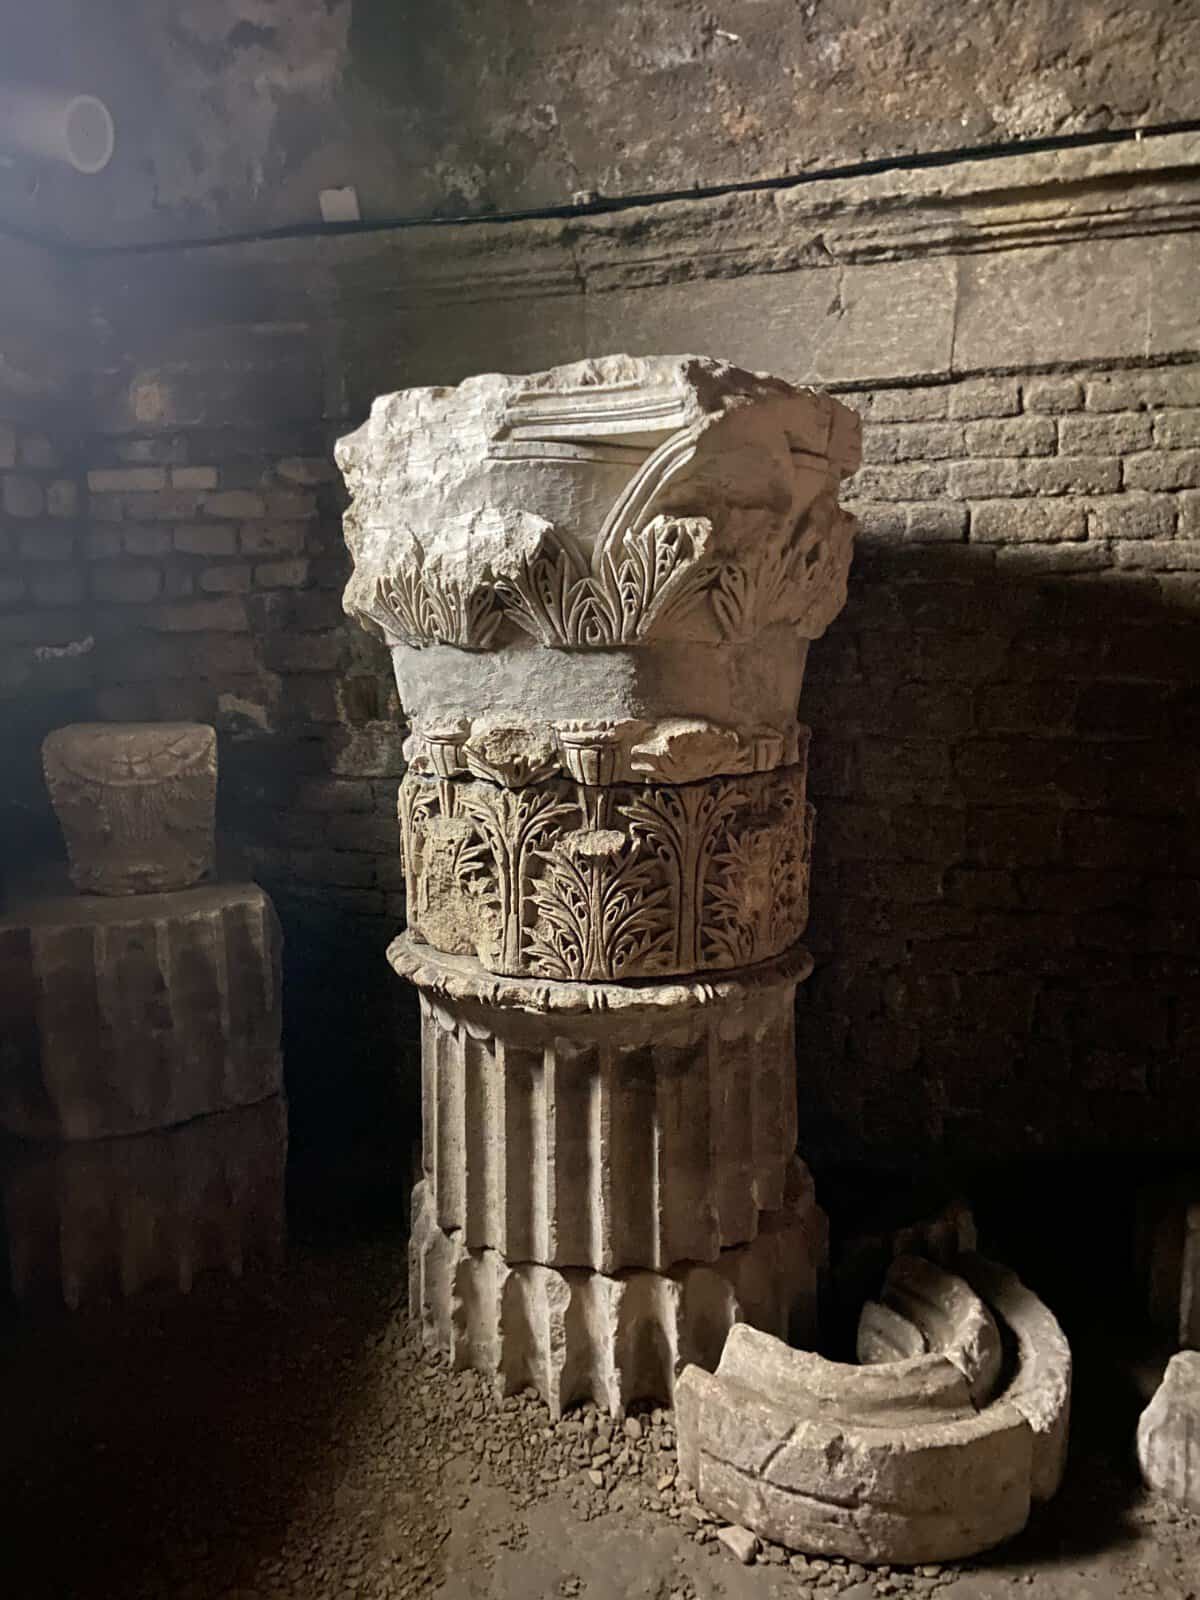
338 355 860 1414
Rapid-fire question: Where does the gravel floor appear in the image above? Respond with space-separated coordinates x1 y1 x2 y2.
1 1230 1197 1600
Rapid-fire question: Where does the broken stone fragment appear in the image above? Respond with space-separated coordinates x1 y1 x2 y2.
957 1252 1072 1502
676 1256 1071 1564
1137 1350 1200 1512
716 1525 759 1564
879 1254 1004 1408
338 354 860 748
42 722 217 895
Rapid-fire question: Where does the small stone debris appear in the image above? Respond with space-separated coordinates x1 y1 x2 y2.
716 1524 759 1564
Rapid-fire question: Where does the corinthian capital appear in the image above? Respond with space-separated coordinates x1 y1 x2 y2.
338 355 859 774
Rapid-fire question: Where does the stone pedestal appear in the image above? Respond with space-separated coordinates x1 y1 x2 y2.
0 883 283 1141
0 723 287 1308
338 354 861 1409
2 1095 286 1307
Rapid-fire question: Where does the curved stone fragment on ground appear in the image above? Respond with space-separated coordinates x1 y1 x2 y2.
857 1300 928 1365
1137 1350 1200 1512
957 1252 1072 1501
879 1255 1004 1407
676 1256 1071 1564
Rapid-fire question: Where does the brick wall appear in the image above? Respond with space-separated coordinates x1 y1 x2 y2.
0 237 89 887
801 364 1200 1168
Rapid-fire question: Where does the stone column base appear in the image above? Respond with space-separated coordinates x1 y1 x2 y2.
0 881 283 1140
408 1159 826 1417
2 1095 287 1307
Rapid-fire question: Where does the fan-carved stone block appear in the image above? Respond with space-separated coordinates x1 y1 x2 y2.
43 722 217 896
337 354 860 745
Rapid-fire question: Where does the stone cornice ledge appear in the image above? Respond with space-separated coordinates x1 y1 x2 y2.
313 131 1200 301
84 131 1200 403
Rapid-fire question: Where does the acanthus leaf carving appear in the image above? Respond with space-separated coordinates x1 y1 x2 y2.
398 764 811 982
371 552 504 651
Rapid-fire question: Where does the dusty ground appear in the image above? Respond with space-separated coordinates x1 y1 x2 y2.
1 1227 1197 1600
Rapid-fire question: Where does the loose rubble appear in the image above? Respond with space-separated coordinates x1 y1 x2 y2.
4 1235 1200 1599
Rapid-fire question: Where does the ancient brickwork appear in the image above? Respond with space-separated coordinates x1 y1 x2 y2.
78 433 405 919
0 418 86 684
0 412 89 874
802 362 1200 1164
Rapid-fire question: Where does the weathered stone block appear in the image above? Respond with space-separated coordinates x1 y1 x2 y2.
171 465 219 490
92 563 163 604
1154 410 1200 450
17 528 74 562
240 520 309 555
1086 370 1200 412
202 489 267 519
28 568 82 607
1138 1351 1200 1511
1088 494 1177 540
861 388 949 423
678 1255 1070 1564
174 523 237 556
1124 449 1200 492
970 500 1086 543
1022 378 1082 414
123 526 172 557
964 417 1056 457
861 423 964 464
254 558 310 589
43 722 217 896
3 474 44 517
87 467 167 493
0 881 283 1140
947 378 1021 420
1058 413 1153 454
2 1094 286 1307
